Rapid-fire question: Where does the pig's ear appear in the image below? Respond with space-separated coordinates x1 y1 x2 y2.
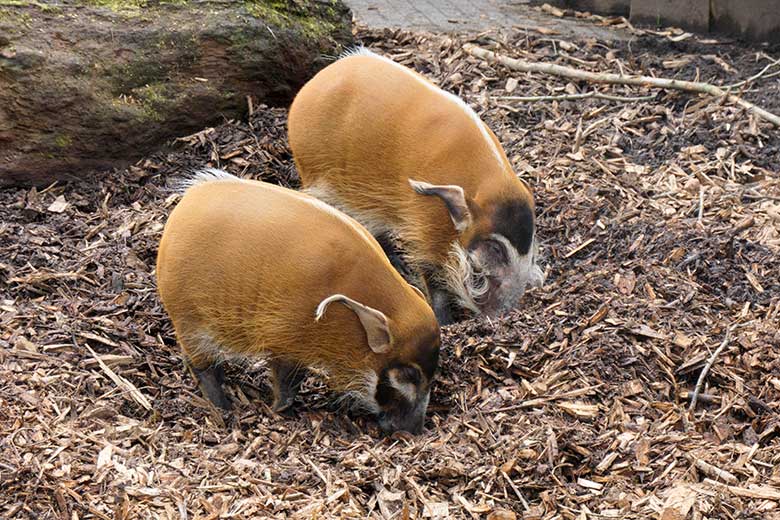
315 294 392 354
409 179 472 233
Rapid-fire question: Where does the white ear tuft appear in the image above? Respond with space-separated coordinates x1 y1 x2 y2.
408 179 434 194
315 294 342 321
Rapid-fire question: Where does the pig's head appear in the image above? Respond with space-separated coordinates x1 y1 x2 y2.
410 178 544 317
315 291 440 435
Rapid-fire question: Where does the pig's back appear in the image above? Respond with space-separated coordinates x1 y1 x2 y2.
290 53 501 189
156 177 405 355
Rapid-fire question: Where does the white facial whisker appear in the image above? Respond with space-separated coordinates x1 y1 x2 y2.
443 233 543 314
440 242 488 312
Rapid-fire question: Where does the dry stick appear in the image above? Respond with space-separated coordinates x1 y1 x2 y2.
689 328 734 413
494 91 656 103
693 458 738 484
464 44 780 127
84 343 152 411
697 186 705 224
501 471 531 511
725 62 780 90
725 53 780 90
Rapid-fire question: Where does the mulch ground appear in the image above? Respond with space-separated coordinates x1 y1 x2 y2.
2 15 779 520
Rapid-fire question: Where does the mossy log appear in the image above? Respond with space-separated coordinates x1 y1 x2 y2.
0 0 353 186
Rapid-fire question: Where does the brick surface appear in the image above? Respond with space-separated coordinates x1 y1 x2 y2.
553 0 630 16
711 0 780 43
345 0 631 40
629 0 709 33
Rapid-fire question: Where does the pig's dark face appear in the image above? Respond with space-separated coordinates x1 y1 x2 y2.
409 176 543 317
466 199 543 316
374 330 440 434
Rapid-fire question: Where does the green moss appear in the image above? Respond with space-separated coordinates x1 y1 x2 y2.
132 82 174 121
105 30 199 97
0 0 60 13
244 2 285 27
80 0 147 12
109 59 166 93
82 0 188 7
243 0 336 39
298 15 335 39
54 134 72 148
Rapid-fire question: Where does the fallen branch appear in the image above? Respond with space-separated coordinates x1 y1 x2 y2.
689 328 734 413
494 91 657 103
464 44 780 127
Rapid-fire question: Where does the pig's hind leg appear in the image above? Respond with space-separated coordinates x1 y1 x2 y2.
180 331 232 410
270 359 307 412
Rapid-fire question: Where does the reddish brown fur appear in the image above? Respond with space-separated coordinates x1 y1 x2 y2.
288 53 535 274
156 176 438 397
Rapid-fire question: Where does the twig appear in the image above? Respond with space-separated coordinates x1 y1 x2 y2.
573 117 582 153
501 471 530 511
688 328 735 413
464 44 780 127
693 458 738 484
84 343 152 411
697 186 705 224
724 56 780 90
494 91 656 103
564 238 595 259
680 391 721 404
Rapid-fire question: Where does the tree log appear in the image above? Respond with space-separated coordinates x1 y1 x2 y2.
0 0 353 186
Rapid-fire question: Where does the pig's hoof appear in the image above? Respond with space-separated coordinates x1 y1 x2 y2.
271 396 296 414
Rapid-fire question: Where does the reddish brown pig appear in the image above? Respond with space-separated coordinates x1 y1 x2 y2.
288 49 544 324
156 169 440 434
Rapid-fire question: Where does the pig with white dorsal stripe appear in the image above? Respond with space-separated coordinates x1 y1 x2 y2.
288 48 544 325
156 169 440 434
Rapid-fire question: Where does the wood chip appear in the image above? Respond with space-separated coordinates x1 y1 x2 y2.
47 195 69 213
2 25 778 520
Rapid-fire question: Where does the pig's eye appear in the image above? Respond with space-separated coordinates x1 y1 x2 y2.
482 239 508 265
395 365 421 386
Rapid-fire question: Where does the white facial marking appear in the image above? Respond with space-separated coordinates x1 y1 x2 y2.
418 390 430 416
388 369 417 403
490 233 530 280
489 233 542 308
441 242 486 313
443 232 544 314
